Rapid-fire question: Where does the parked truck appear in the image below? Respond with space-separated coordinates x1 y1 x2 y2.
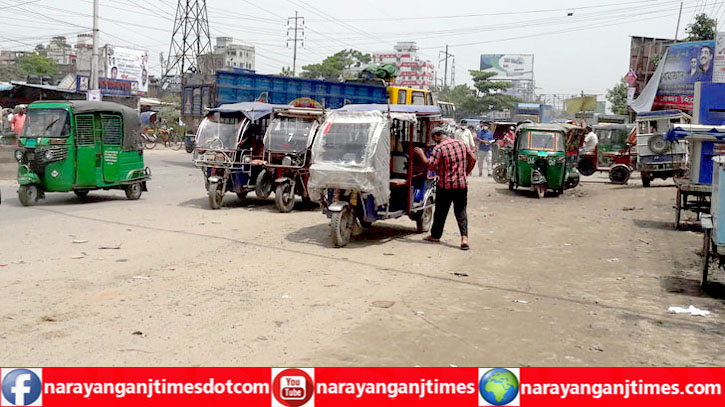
182 69 389 132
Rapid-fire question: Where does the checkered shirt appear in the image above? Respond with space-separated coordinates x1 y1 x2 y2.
428 137 476 189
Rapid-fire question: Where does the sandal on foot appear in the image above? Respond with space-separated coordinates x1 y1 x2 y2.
423 236 441 243
460 243 470 251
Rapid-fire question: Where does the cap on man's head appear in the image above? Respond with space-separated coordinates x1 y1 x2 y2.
431 127 448 136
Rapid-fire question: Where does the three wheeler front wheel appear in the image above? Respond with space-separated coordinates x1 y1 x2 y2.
331 206 354 247
18 184 39 206
275 183 296 213
208 183 223 209
535 184 546 199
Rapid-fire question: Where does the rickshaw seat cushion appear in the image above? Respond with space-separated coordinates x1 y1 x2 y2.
390 178 408 188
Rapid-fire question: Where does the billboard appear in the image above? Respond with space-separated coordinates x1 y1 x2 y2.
714 32 725 83
77 75 136 97
653 40 714 110
479 54 534 80
106 45 149 95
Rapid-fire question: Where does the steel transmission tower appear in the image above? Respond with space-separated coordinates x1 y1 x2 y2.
164 0 212 85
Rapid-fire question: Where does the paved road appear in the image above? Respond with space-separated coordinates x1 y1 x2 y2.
0 149 723 366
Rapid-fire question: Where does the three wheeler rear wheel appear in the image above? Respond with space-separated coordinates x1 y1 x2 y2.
275 183 296 213
609 165 631 185
74 190 89 200
415 196 434 233
492 164 508 184
125 182 143 200
18 184 39 206
255 170 273 200
331 206 354 247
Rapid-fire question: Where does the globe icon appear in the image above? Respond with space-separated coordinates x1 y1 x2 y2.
479 368 519 406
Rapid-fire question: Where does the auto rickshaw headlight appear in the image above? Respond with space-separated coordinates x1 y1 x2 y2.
243 156 251 164
14 149 23 161
44 150 53 160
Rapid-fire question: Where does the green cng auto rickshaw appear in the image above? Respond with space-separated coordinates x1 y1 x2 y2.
508 123 570 198
15 101 149 206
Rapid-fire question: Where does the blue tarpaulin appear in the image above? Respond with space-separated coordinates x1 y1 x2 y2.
208 102 287 121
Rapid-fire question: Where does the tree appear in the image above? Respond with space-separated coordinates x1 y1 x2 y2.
280 66 293 77
606 80 629 115
0 54 57 82
468 70 520 112
685 13 717 41
19 54 57 76
300 49 372 81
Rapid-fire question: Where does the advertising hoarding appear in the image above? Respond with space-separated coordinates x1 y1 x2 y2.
77 75 136 97
653 40 714 110
479 54 534 80
713 32 725 83
106 45 149 95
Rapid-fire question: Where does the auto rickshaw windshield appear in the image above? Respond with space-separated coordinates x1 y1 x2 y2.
21 109 69 138
196 114 241 150
266 117 317 152
316 121 376 166
524 131 563 151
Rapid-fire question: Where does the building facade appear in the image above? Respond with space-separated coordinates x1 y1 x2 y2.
213 37 255 70
373 42 434 89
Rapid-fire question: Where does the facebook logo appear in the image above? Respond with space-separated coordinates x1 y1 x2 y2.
1 369 42 406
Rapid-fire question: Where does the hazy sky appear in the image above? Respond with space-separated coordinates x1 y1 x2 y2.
0 0 721 97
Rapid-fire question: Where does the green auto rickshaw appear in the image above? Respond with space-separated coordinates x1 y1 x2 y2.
507 123 574 198
15 100 149 206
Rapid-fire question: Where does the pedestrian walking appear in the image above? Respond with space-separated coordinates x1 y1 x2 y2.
476 121 494 176
11 105 26 137
414 127 476 250
454 123 476 151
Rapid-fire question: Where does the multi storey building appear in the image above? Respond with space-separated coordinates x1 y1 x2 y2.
373 42 434 89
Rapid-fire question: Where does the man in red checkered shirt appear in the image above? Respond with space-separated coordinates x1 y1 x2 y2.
414 127 477 250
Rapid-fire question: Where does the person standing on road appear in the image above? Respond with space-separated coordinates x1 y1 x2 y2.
476 121 493 176
414 127 476 251
454 123 476 151
502 126 516 147
11 106 26 144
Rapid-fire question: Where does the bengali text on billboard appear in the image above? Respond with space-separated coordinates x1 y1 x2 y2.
653 40 714 110
479 54 534 81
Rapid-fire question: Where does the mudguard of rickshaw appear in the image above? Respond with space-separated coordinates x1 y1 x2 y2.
328 201 349 213
18 171 41 186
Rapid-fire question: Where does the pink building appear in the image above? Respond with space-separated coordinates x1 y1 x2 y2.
373 42 434 89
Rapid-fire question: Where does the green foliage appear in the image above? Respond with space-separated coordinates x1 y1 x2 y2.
606 80 629 115
280 66 293 77
300 49 372 81
19 54 57 76
0 54 57 82
685 13 717 41
436 80 520 120
469 70 514 96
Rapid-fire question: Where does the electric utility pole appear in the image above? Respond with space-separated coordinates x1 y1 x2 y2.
674 2 683 40
287 11 305 76
90 0 100 94
438 45 454 88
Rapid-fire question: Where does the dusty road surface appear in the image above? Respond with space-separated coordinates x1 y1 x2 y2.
1 149 723 366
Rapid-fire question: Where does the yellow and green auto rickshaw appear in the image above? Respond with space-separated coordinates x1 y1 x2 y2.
15 100 149 206
508 123 573 198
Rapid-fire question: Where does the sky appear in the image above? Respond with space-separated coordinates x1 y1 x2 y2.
0 0 722 98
